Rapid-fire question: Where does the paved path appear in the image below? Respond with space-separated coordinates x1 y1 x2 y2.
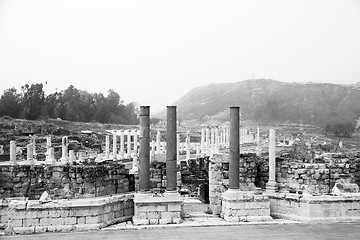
3 223 360 240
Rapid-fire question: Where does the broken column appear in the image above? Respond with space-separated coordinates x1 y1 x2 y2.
266 129 278 192
69 150 76 164
60 136 69 164
10 140 16 164
139 106 150 191
133 106 183 225
221 107 272 222
27 143 34 164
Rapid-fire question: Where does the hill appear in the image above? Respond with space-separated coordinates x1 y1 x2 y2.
158 79 360 127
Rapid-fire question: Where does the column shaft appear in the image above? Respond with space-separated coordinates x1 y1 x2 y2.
139 106 150 192
166 106 177 191
229 107 240 190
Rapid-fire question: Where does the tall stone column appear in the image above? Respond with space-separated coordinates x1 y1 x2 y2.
206 127 211 156
112 132 117 160
266 129 277 192
31 135 37 157
229 107 240 190
139 106 150 192
156 130 161 154
10 140 16 164
105 135 110 159
257 126 260 146
120 131 125 159
166 106 177 192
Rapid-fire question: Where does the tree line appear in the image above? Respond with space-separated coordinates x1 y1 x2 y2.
0 83 139 124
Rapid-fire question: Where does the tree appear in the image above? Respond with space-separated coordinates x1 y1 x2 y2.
21 83 45 120
0 88 22 118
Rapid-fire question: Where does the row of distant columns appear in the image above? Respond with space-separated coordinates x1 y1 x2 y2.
139 106 178 192
200 126 230 157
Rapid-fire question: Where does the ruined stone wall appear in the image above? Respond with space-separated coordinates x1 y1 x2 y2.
257 152 360 194
5 193 134 234
180 157 209 200
0 163 131 200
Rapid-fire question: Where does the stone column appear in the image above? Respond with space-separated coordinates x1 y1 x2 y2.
195 145 200 158
166 106 177 192
61 136 68 164
120 131 125 159
150 140 155 161
229 107 240 190
69 150 76 164
176 133 180 161
139 106 150 192
257 126 260 146
156 130 161 154
46 136 52 150
186 131 191 160
10 140 16 164
266 129 277 191
27 143 34 163
133 129 138 157
126 130 132 159
31 136 37 157
215 126 219 153
206 127 211 156
211 127 215 153
112 132 117 160
105 135 110 159
201 126 205 156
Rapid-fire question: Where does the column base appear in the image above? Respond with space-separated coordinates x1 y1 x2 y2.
266 181 278 192
221 190 272 222
132 191 183 225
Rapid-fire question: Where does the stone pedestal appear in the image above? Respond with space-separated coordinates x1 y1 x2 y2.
132 192 183 225
221 190 272 222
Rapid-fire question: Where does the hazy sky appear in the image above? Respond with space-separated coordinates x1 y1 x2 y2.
0 0 359 115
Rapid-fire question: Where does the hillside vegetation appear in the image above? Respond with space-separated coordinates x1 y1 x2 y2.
168 79 360 128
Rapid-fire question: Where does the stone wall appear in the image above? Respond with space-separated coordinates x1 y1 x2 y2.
270 192 360 222
0 162 131 200
5 193 133 234
180 157 209 201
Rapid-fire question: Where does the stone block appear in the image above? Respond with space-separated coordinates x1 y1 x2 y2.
22 218 39 227
64 217 77 225
86 216 99 224
159 218 172 224
132 218 149 225
13 226 35 235
149 218 159 225
8 219 23 227
76 216 86 225
74 224 101 231
34 226 47 233
39 217 51 226
168 203 182 212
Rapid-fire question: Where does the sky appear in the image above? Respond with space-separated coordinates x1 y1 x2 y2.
0 0 360 115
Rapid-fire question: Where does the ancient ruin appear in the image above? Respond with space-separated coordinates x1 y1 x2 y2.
1 105 360 235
